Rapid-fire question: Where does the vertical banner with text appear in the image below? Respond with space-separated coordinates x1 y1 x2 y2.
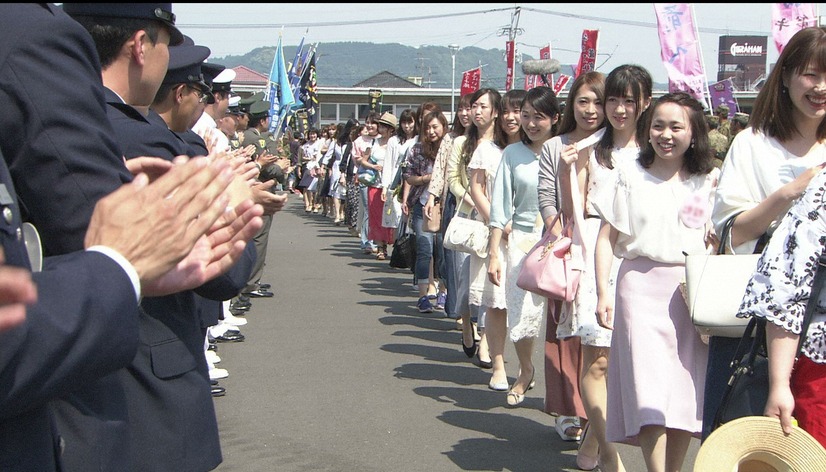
708 79 740 117
654 3 710 107
771 3 817 53
505 40 515 91
575 30 599 78
553 75 571 94
461 68 482 96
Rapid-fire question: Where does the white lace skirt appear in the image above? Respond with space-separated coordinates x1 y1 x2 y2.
505 227 547 342
468 237 507 310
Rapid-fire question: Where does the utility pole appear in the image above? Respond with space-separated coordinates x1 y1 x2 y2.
497 6 523 90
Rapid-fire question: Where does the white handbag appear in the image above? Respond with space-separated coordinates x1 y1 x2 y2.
684 213 761 338
442 188 489 258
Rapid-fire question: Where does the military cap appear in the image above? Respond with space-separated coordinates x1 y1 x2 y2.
62 3 184 46
733 113 749 127
238 92 265 114
705 115 720 127
200 63 225 104
715 104 730 114
163 43 210 93
211 69 236 94
249 100 271 120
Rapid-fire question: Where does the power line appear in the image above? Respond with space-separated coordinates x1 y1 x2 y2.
180 5 772 36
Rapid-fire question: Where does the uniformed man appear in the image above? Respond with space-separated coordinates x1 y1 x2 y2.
715 104 731 140
65 4 263 471
729 112 750 146
235 91 265 145
192 68 235 154
706 114 729 167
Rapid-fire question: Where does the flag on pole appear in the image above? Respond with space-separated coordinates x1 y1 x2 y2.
708 78 739 117
267 34 295 133
553 74 571 94
298 51 318 127
461 67 481 96
505 40 515 91
771 3 817 53
575 30 599 78
291 44 315 109
654 4 710 107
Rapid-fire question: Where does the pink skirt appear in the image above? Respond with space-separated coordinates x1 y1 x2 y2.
367 186 394 244
606 257 708 444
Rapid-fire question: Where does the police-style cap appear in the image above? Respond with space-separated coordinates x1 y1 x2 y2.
227 95 242 115
62 3 184 46
201 63 225 104
163 44 210 93
211 69 236 94
249 100 271 119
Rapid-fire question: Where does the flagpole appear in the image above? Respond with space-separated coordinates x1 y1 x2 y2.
691 4 712 111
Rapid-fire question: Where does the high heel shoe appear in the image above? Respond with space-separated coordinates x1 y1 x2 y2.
461 336 478 358
476 351 492 369
575 423 599 471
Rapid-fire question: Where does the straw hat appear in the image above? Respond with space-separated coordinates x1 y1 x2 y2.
694 416 826 472
376 112 398 129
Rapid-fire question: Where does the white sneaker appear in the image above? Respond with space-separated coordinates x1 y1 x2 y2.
209 367 229 380
223 312 247 327
205 350 221 365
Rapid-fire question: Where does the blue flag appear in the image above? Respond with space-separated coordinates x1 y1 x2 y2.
267 34 294 133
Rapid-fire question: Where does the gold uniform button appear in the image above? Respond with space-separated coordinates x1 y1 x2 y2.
3 207 12 224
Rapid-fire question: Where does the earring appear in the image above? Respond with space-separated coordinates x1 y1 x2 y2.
690 139 695 148
782 86 788 95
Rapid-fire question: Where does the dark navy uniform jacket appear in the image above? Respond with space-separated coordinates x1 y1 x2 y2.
106 90 254 471
0 4 138 470
0 150 139 471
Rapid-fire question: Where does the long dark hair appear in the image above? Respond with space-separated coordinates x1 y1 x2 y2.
451 93 473 137
751 26 826 142
338 118 359 146
596 64 653 168
518 86 561 145
395 109 417 144
638 92 714 175
461 88 505 167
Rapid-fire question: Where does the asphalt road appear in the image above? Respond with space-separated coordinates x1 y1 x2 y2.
212 195 701 472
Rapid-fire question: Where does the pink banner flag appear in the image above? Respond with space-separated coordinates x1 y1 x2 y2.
654 4 708 104
553 74 571 94
708 79 739 117
461 67 481 96
575 30 599 78
772 3 817 53
505 40 515 91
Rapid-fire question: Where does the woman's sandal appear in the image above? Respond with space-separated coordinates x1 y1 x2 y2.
554 416 582 442
575 423 599 471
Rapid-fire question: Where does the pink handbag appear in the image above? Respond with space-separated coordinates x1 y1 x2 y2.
516 163 585 302
516 213 581 302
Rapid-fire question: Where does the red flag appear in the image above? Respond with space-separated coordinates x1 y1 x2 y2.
553 74 571 95
505 40 515 91
540 44 554 86
524 74 538 91
461 68 481 96
575 30 599 78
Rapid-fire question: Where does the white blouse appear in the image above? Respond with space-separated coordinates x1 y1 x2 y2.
714 128 826 254
592 159 719 264
738 169 826 363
